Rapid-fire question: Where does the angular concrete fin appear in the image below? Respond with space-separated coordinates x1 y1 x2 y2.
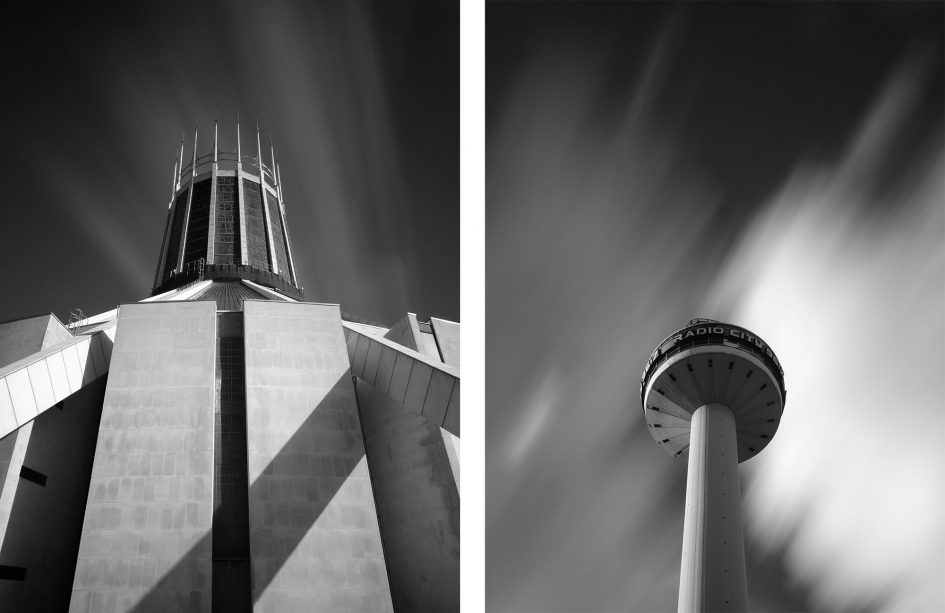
0 315 53 369
41 315 73 349
383 313 420 351
345 322 459 438
430 317 460 369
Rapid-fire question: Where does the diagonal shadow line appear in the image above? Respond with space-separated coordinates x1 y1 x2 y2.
130 373 367 612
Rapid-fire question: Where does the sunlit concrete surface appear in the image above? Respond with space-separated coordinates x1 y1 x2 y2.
0 314 74 516
344 323 459 437
0 314 72 368
430 318 460 369
0 325 115 440
243 301 393 613
70 301 216 612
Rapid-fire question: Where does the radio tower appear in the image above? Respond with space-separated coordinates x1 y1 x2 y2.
640 318 786 612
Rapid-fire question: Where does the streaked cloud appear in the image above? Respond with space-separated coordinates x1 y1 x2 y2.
487 4 943 612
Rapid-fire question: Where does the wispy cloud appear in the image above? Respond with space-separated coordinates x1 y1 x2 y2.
706 58 945 612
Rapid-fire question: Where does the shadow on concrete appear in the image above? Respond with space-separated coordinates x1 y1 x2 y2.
130 374 365 612
0 377 106 612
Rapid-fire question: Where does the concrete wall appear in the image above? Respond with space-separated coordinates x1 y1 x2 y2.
0 314 53 368
430 318 460 369
70 301 217 612
0 377 106 610
243 301 392 613
43 315 74 346
356 379 460 612
382 314 419 352
0 314 78 550
0 423 30 542
417 330 441 362
0 316 51 534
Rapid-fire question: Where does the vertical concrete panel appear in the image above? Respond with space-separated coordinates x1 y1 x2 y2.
443 381 460 437
71 302 216 612
243 301 393 613
0 380 16 435
76 337 95 386
356 379 460 612
363 340 383 385
373 346 396 395
352 335 370 377
422 371 454 427
403 362 433 414
416 331 441 363
387 354 412 403
429 318 460 369
7 369 38 424
27 361 55 409
63 344 84 392
46 352 72 402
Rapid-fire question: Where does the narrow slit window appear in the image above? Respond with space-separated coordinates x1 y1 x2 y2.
0 565 26 581
19 466 47 487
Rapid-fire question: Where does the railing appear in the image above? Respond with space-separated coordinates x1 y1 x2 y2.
177 152 278 191
640 332 787 407
152 262 303 300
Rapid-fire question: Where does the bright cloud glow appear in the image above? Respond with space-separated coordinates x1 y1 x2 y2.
706 62 945 612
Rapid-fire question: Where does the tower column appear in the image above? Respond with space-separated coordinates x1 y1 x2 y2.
257 126 279 275
236 116 249 266
177 123 199 273
678 403 748 613
206 119 219 264
273 157 299 287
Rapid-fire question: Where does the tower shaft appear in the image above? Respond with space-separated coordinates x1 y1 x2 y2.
679 403 748 613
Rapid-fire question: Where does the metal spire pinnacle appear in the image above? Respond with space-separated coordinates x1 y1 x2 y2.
177 132 185 191
169 156 178 208
236 110 242 163
190 121 199 177
269 132 278 192
255 120 262 168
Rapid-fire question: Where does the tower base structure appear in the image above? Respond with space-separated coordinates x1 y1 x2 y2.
641 319 786 612
678 403 748 613
0 290 460 612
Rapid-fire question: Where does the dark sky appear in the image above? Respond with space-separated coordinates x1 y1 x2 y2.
488 2 943 612
0 0 457 327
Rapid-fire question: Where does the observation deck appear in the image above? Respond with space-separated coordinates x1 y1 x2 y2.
640 319 786 463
